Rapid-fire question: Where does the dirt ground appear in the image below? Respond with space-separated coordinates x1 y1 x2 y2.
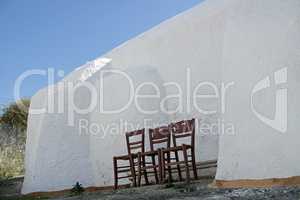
1 177 300 200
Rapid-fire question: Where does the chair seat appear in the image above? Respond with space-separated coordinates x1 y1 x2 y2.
161 145 186 152
114 155 130 160
163 161 188 167
117 168 132 173
143 164 160 169
114 153 140 160
139 150 159 156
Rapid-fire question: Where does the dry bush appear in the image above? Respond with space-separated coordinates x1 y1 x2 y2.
0 99 29 179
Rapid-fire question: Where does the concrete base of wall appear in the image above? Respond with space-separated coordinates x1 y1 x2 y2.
212 176 300 188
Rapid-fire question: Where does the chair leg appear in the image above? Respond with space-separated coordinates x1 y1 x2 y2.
167 151 172 183
174 150 182 181
142 154 149 185
191 148 198 180
158 149 162 184
161 151 165 182
183 145 190 184
138 153 143 187
113 157 118 190
151 154 159 184
137 153 142 187
129 155 137 187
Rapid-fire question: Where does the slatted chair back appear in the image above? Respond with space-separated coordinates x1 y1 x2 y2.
149 126 171 151
126 129 145 155
171 119 195 148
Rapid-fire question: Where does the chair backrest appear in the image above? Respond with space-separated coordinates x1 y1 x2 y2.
171 119 195 148
149 126 171 151
126 129 145 155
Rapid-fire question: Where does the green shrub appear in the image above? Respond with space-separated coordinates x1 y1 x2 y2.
71 182 85 195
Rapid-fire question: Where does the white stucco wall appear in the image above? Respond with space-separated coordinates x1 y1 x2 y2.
102 0 233 165
216 0 300 180
22 0 227 193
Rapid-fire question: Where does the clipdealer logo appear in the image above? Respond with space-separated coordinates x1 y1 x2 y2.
251 67 287 133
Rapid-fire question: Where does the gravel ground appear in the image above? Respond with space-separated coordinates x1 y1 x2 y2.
1 177 300 200
53 180 300 200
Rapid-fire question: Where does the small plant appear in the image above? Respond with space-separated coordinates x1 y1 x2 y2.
71 182 85 195
164 182 175 188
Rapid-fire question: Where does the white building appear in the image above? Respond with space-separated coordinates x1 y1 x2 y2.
22 0 300 194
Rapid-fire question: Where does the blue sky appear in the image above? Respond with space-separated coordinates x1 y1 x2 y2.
0 0 203 106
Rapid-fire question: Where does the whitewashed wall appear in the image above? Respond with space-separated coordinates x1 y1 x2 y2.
22 0 227 193
216 0 300 180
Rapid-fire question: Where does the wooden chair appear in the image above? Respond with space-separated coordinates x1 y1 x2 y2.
170 118 198 180
113 129 148 189
113 154 136 189
160 144 190 184
137 126 171 186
